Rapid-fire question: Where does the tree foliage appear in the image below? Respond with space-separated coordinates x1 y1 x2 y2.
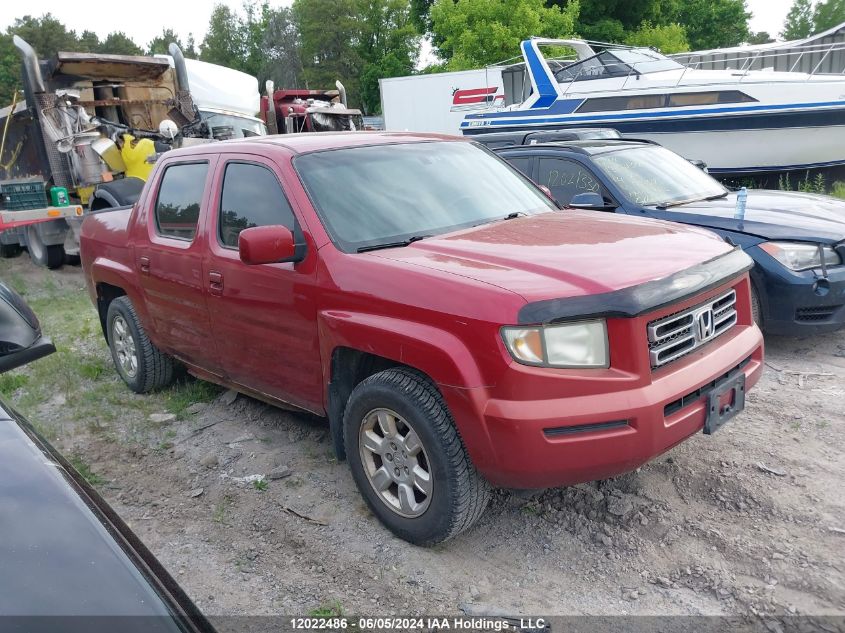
812 0 845 33
147 28 198 58
430 0 579 70
669 0 750 50
625 22 689 53
0 14 149 105
98 32 143 56
782 0 815 39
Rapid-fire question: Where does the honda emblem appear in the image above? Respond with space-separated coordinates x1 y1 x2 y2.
695 308 716 341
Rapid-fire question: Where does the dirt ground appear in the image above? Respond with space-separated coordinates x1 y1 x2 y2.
1 255 844 624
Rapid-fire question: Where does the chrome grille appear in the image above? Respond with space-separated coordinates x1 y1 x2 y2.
647 289 737 369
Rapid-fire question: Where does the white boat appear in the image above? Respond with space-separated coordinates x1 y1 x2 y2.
460 39 845 175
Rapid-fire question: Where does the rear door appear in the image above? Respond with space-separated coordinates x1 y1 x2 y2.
135 157 222 374
203 154 322 412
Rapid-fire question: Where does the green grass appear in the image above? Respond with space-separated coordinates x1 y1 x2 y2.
252 478 268 491
163 379 221 420
2 264 222 447
831 182 845 200
308 601 345 618
68 454 104 486
0 373 28 396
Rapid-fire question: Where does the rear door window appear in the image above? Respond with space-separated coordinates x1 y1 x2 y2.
155 162 209 241
218 162 297 248
537 157 602 205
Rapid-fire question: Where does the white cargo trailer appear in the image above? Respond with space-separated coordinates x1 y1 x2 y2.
379 67 505 135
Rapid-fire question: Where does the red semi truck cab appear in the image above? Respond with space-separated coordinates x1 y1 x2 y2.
80 132 763 546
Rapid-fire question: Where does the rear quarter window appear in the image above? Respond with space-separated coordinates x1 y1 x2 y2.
154 162 209 241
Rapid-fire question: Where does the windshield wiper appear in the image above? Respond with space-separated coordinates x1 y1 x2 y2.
503 211 527 220
654 192 728 210
356 235 430 253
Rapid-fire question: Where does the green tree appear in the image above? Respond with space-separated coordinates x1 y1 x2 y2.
747 30 774 44
200 4 245 69
410 0 436 32
7 14 78 57
668 0 749 50
293 0 362 102
358 0 420 113
813 0 845 33
781 0 815 39
259 5 303 88
147 28 197 58
625 21 689 53
430 0 579 70
77 30 100 52
98 31 143 55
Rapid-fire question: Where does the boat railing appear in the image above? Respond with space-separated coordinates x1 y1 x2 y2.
677 41 845 80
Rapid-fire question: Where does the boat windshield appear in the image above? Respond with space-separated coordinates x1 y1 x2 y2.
593 145 726 207
555 48 684 83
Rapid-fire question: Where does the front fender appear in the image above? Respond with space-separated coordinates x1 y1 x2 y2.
319 311 488 389
318 310 499 472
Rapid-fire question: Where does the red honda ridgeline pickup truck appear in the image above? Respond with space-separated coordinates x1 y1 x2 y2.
81 132 764 545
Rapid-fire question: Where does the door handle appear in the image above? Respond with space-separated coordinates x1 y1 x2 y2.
139 256 150 274
209 271 223 296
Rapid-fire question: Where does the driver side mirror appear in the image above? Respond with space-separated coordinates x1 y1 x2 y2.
0 284 55 373
688 159 708 173
239 225 305 265
569 192 614 210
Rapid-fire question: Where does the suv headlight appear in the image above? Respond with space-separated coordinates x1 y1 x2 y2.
759 241 842 271
501 320 609 368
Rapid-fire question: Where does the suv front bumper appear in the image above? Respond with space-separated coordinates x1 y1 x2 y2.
443 323 764 489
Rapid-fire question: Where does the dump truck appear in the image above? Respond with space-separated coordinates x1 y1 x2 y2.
0 37 265 268
259 81 363 135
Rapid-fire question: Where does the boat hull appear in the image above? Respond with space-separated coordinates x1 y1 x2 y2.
463 104 845 174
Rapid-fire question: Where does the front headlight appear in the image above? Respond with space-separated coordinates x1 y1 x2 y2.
759 241 842 271
501 320 609 368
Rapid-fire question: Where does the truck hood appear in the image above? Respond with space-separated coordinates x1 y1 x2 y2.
369 210 734 304
654 190 845 243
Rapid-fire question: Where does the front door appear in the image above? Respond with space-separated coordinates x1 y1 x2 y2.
204 155 322 413
136 158 221 374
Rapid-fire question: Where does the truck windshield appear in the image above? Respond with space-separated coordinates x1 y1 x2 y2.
593 145 726 207
295 141 555 252
200 111 267 140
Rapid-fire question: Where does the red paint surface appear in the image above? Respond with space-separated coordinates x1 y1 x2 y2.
81 133 764 488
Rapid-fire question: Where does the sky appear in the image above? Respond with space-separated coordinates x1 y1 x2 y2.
0 0 799 50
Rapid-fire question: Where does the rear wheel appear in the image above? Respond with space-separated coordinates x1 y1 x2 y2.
344 367 490 546
0 243 21 258
107 296 175 393
25 225 64 269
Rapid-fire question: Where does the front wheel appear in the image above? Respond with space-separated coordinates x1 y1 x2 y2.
107 296 175 393
344 368 490 546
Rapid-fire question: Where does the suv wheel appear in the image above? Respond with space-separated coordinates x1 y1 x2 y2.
107 296 175 393
344 368 490 546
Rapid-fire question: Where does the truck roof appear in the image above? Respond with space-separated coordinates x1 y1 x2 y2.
167 132 464 158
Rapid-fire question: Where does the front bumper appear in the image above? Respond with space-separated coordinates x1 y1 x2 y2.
751 251 845 336
442 279 764 489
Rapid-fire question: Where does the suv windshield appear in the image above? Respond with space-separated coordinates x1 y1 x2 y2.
594 145 726 207
295 141 555 252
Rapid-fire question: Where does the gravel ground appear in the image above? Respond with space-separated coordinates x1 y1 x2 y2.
1 256 843 626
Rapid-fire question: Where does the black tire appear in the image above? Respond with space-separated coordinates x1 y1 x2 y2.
25 225 64 269
0 243 22 258
106 296 175 393
344 367 490 546
750 283 762 329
